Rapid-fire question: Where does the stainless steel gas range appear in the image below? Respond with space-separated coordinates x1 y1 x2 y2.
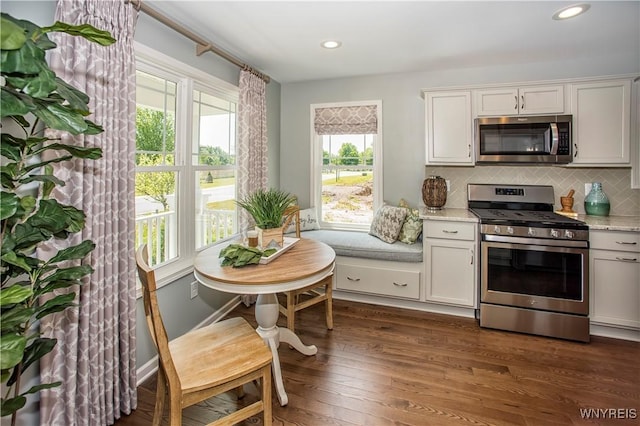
468 184 590 342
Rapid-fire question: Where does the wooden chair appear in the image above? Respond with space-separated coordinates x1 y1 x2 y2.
135 245 273 426
278 206 334 333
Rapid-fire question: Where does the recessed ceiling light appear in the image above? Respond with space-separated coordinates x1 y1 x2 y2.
321 40 342 49
552 3 591 20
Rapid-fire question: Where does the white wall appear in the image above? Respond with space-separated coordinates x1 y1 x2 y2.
280 57 640 209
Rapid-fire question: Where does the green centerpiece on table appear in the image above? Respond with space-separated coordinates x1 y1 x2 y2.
236 188 297 248
219 244 277 267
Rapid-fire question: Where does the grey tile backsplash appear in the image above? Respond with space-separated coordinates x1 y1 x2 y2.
425 166 640 216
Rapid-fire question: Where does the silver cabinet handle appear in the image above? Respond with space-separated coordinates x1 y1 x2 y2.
616 241 638 245
574 143 578 157
521 95 524 110
346 276 360 282
615 257 638 262
442 230 458 234
514 95 518 110
470 248 474 265
393 282 408 287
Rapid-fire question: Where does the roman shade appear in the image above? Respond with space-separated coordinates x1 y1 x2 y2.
314 105 378 135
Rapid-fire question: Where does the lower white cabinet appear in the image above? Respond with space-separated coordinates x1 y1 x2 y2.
589 230 640 329
424 220 477 307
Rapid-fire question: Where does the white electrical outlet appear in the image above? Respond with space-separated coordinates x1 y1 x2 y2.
190 281 198 299
446 179 451 192
585 182 592 195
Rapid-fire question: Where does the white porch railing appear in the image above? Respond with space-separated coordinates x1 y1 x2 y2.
135 209 236 266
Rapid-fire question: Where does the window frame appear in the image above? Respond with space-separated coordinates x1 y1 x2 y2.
309 100 383 231
135 43 239 289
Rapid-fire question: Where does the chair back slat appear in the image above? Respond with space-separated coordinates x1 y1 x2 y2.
135 245 181 389
283 205 301 237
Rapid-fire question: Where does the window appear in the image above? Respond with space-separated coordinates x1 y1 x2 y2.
311 101 383 230
135 44 239 283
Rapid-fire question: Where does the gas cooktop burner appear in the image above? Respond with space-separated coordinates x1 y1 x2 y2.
470 208 588 229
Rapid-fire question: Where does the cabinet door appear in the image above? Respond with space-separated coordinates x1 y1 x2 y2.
519 85 564 114
475 88 519 116
571 79 631 165
425 239 476 307
425 91 473 165
590 249 640 329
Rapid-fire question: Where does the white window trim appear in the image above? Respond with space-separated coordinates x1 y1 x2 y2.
135 43 240 292
309 100 383 231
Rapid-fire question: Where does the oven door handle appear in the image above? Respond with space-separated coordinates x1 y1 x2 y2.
483 234 589 248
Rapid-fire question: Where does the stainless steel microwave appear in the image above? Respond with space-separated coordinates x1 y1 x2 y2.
475 115 572 164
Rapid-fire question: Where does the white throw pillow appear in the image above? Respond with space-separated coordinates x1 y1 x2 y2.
285 208 319 233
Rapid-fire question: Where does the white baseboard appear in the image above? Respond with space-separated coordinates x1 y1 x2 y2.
136 296 243 387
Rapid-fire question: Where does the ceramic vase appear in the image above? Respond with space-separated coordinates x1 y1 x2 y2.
422 176 447 211
584 182 610 216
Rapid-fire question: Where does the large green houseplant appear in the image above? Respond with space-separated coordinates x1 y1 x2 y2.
0 13 114 422
236 188 296 247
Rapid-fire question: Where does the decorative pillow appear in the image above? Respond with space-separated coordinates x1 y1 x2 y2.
397 199 423 244
369 205 407 243
284 208 319 233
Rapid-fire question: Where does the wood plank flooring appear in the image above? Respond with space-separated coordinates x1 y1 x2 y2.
114 300 639 425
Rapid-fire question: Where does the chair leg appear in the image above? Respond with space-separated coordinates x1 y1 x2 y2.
325 280 333 330
286 291 296 332
262 365 272 426
153 369 167 426
168 393 182 426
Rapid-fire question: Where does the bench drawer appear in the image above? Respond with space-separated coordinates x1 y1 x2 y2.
336 262 420 300
425 221 476 241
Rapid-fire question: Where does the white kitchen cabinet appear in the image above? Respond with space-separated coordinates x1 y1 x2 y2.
589 230 640 329
424 90 474 165
570 79 631 165
475 85 564 116
424 220 477 307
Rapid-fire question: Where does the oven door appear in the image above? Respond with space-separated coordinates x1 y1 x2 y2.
481 240 589 315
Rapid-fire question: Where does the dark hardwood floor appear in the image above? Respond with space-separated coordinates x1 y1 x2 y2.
115 300 639 425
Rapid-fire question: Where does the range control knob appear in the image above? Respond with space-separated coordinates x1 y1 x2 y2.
564 230 575 239
550 229 560 238
493 225 501 234
506 226 514 235
527 228 536 237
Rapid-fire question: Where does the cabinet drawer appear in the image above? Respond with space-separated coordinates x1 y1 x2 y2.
425 221 476 241
336 263 420 300
590 230 640 253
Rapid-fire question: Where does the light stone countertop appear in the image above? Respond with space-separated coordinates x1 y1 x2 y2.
419 208 639 232
419 208 479 222
579 215 640 232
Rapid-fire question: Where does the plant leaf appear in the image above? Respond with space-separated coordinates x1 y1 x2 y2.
0 191 19 220
32 100 88 135
0 38 45 74
0 88 32 117
35 293 76 319
0 284 33 306
34 142 102 160
42 21 116 46
0 15 27 50
54 77 90 112
0 305 34 332
0 395 26 417
41 265 93 283
0 252 32 273
47 240 95 264
0 334 26 369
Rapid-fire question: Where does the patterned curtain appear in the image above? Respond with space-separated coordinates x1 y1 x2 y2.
237 69 268 306
38 1 138 424
314 105 378 135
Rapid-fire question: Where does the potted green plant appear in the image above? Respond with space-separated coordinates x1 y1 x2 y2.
236 188 296 247
0 13 114 422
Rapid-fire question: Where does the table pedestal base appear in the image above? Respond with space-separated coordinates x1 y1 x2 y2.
255 293 317 406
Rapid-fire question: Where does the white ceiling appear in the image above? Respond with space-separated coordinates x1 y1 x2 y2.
145 1 640 83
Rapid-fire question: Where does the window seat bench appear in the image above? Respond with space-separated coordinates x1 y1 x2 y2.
297 229 423 263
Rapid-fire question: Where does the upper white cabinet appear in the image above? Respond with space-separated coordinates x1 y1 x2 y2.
424 90 474 165
475 85 564 116
570 79 631 166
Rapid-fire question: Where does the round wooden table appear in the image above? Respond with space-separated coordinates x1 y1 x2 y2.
194 238 335 406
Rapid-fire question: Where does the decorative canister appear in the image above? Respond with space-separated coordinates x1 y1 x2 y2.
584 182 610 216
422 176 447 211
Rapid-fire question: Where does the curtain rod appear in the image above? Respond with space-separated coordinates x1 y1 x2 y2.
126 0 270 83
